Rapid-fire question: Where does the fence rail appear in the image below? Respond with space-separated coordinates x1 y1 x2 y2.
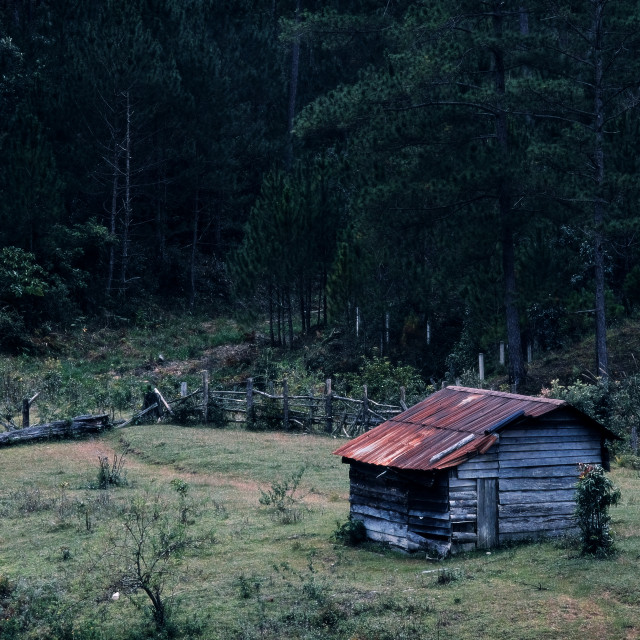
7 376 408 439
145 375 406 438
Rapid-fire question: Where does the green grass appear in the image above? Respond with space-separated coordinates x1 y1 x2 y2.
0 316 254 426
0 426 638 639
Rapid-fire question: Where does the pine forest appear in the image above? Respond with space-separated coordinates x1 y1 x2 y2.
2 0 640 387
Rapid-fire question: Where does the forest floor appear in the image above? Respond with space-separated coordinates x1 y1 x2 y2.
27 312 640 391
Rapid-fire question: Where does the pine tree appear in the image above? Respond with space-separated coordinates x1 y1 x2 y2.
526 0 640 379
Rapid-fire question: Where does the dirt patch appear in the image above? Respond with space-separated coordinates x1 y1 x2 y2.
142 343 257 380
548 595 608 637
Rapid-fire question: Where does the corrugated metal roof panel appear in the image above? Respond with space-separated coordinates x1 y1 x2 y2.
333 386 581 471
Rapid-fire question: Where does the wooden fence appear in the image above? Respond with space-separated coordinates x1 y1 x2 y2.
5 376 408 439
144 374 407 438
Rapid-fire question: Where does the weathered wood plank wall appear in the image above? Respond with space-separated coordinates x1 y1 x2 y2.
497 409 603 543
349 463 451 553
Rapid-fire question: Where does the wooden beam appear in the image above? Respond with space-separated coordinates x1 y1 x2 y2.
154 387 173 414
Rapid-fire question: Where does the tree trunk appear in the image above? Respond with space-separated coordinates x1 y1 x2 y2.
592 1 608 379
287 287 294 348
277 287 283 346
106 139 120 297
298 283 306 334
155 151 168 267
269 283 275 346
120 90 132 293
189 190 199 309
493 6 526 387
285 0 301 170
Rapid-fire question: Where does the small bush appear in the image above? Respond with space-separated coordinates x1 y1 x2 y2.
0 574 13 599
259 466 306 524
247 398 282 431
237 574 260 600
332 516 367 546
436 567 464 585
9 487 54 514
575 463 621 557
95 448 128 489
614 454 640 470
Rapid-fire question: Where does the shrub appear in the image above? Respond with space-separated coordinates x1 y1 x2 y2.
614 454 640 470
259 466 306 523
95 447 128 489
436 567 464 585
104 487 205 630
574 463 621 557
247 398 282 431
332 516 367 546
338 355 428 406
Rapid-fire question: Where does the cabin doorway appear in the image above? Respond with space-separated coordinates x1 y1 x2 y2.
477 478 498 549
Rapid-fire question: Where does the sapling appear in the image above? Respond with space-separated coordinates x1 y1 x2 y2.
105 482 209 630
259 466 306 523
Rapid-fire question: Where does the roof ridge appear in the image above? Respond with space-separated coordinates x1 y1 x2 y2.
446 385 566 405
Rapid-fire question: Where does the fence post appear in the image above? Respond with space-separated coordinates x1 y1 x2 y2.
246 378 253 424
309 387 315 429
479 353 485 381
399 386 407 411
202 371 209 424
181 382 188 397
22 398 29 428
363 385 370 432
527 342 533 364
282 378 289 431
325 379 333 433
499 341 505 365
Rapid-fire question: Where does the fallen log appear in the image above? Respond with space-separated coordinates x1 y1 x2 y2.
0 414 111 447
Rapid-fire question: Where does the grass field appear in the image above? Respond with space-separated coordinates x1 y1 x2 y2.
0 425 638 639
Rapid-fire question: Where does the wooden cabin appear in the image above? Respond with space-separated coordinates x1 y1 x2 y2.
333 386 617 556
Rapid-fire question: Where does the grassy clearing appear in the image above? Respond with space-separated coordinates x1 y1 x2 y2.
0 426 638 639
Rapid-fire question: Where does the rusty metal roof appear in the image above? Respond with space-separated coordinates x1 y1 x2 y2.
333 386 608 472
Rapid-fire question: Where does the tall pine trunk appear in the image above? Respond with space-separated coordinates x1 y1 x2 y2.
119 91 132 294
189 190 199 309
592 1 608 379
285 0 301 171
106 140 120 297
493 6 526 387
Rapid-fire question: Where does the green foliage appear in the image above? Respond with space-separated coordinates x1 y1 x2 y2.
0 247 49 299
614 454 640 470
543 379 611 424
544 375 640 448
574 463 621 557
259 466 306 524
338 355 429 405
445 323 478 380
332 516 367 547
247 397 284 432
0 247 51 350
436 567 464 585
96 447 128 490
105 485 206 631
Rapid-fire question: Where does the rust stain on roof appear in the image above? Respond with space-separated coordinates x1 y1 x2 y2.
333 386 570 471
